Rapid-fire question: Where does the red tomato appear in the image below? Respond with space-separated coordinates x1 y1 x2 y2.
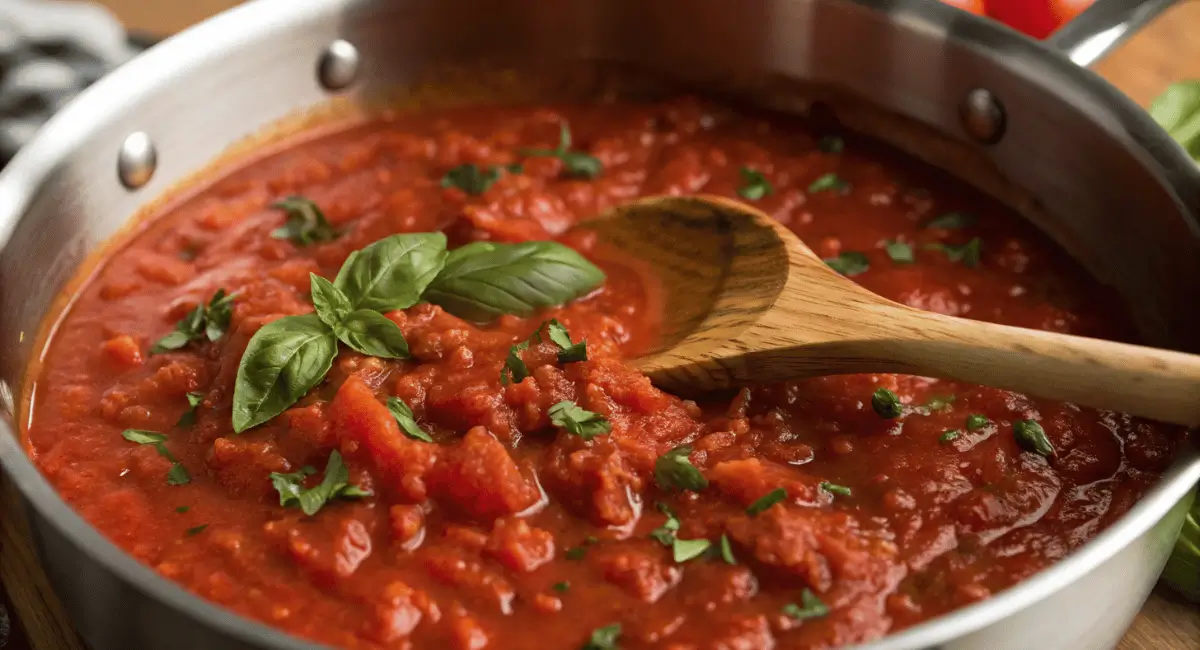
940 0 987 14
986 0 1094 39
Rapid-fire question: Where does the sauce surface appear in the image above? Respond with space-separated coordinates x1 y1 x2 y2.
26 98 1183 649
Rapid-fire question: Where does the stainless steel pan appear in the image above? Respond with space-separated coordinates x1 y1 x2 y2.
0 1 1198 649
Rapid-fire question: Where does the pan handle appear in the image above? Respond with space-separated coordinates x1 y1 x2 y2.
1045 0 1179 66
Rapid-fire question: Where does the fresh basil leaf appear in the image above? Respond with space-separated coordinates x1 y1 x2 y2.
818 135 845 153
334 233 448 312
270 450 371 516
441 164 502 195
1149 81 1200 160
872 387 903 419
650 504 681 545
151 330 191 353
122 429 167 445
746 488 787 516
966 414 990 431
808 172 849 194
719 534 736 565
547 319 587 363
1163 498 1200 602
885 241 914 264
203 290 236 342
425 241 605 322
386 396 434 442
176 392 204 428
548 400 611 440
925 212 976 230
520 122 603 180
152 289 236 352
583 623 621 650
332 309 409 359
166 463 191 486
271 196 339 246
738 167 773 201
926 237 983 268
1014 419 1055 458
310 274 352 328
820 481 852 497
783 589 829 621
500 340 531 386
672 538 712 563
824 252 869 277
232 313 338 433
940 429 960 443
654 445 708 492
560 151 603 180
269 465 317 507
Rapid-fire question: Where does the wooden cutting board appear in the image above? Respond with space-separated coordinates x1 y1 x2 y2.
0 1 1196 649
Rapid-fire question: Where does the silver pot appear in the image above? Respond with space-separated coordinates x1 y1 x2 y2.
0 1 1198 649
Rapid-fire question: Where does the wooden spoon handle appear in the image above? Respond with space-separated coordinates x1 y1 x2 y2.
866 305 1200 426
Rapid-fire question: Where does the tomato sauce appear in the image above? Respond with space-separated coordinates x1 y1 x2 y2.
25 97 1184 649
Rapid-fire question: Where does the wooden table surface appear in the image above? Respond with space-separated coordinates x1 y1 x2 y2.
0 1 1196 649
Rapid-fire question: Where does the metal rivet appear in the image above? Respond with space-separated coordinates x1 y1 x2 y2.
117 131 157 189
318 39 360 91
959 88 1006 145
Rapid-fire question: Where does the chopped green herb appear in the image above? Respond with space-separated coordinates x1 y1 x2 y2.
441 163 502 195
549 400 611 440
653 445 708 492
565 547 587 561
166 463 192 486
520 122 603 180
925 395 956 412
782 589 830 621
820 481 852 497
885 241 914 264
151 289 236 353
1014 420 1055 457
122 429 190 486
386 396 434 442
672 538 712 563
926 237 983 268
650 503 682 545
939 430 960 443
271 196 340 246
267 450 371 516
175 505 190 514
501 340 531 385
818 135 845 153
738 167 773 201
808 172 849 194
871 387 903 419
582 623 621 650
719 534 736 565
552 581 570 593
824 252 870 277
176 391 204 428
185 524 208 536
746 488 787 516
547 319 588 363
966 414 990 431
925 212 976 230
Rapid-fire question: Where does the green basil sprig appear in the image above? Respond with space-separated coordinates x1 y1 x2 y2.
234 232 605 432
272 196 340 246
151 289 236 353
424 241 605 322
519 122 603 180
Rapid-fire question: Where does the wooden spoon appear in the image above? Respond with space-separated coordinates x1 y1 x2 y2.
581 195 1200 426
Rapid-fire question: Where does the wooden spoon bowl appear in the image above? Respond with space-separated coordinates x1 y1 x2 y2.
581 195 1200 426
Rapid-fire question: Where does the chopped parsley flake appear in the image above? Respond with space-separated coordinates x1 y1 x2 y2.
820 482 852 497
966 414 991 430
782 589 830 621
824 252 870 277
885 240 914 263
738 167 773 201
549 400 611 440
871 388 903 419
653 445 708 492
746 488 787 516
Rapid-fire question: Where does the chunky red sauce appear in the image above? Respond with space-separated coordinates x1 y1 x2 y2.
27 98 1183 649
